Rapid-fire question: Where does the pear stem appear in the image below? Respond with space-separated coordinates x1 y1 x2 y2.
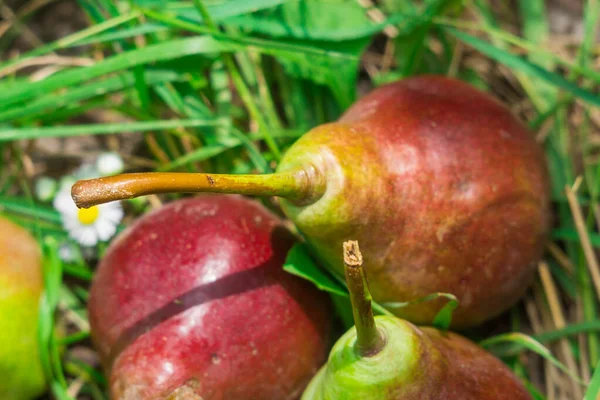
71 170 323 209
343 240 386 357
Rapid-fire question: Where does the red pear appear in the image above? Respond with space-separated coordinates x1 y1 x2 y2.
88 195 331 399
75 76 551 328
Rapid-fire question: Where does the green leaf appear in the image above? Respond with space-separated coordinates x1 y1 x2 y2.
395 0 453 76
283 244 393 319
276 37 370 108
330 294 355 329
285 244 460 325
481 332 586 385
222 0 390 41
432 295 459 331
283 243 347 296
382 292 458 330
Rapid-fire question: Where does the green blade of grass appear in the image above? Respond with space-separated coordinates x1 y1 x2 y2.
193 0 281 160
0 118 220 141
585 359 600 400
56 331 91 346
444 27 600 107
174 91 271 173
158 145 229 171
0 11 141 74
0 197 61 223
400 0 452 76
0 36 237 107
435 18 600 85
536 321 600 344
481 332 586 385
0 69 184 122
159 128 304 171
552 228 600 247
577 0 600 69
38 237 70 393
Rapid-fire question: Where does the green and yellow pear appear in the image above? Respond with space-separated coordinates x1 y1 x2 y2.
0 216 45 400
302 241 532 400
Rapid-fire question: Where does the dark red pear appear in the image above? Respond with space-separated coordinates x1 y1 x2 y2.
88 195 331 400
75 75 551 328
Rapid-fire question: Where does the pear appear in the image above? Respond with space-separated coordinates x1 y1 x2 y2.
73 76 550 327
0 216 45 400
301 241 532 400
88 195 331 399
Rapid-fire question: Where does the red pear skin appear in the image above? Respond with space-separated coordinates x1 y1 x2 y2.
418 327 532 399
279 75 551 328
88 195 331 400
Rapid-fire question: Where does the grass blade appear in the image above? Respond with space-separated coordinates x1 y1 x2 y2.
585 359 600 400
0 36 236 107
481 332 585 385
0 119 219 141
444 27 600 107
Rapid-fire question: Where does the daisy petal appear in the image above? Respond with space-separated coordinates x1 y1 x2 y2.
95 219 117 241
54 190 78 215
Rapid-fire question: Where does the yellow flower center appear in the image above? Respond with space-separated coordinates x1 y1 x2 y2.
77 206 100 225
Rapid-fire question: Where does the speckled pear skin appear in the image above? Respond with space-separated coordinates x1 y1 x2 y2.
88 195 331 400
0 217 46 400
278 76 551 328
302 316 532 400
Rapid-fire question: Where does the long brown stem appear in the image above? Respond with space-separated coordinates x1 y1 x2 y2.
71 170 324 209
343 240 385 357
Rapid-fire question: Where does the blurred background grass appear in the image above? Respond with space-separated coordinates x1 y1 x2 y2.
0 0 599 399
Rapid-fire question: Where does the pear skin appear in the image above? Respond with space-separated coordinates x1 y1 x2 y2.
88 195 331 400
278 76 550 327
303 241 532 400
0 217 45 400
302 316 532 400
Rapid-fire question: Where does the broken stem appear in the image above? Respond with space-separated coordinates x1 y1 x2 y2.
343 240 386 357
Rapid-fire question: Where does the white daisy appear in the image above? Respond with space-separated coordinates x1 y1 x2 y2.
53 189 124 247
35 177 57 202
96 152 124 176
74 163 102 180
